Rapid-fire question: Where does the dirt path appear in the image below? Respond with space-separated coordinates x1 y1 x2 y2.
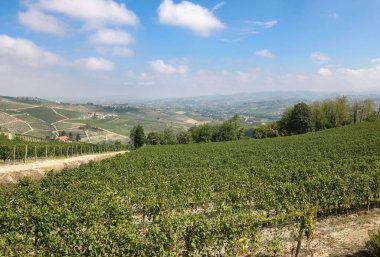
0 151 127 184
308 209 380 257
263 208 380 257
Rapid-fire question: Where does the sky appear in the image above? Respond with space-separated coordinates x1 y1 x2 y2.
0 0 380 100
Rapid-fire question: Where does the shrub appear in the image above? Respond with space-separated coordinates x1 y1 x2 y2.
366 230 380 257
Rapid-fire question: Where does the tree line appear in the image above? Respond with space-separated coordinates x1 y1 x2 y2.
129 114 245 149
253 96 379 139
129 96 379 148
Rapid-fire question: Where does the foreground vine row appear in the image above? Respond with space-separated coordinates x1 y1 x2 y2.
0 121 379 256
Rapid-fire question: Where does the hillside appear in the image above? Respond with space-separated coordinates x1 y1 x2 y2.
0 120 379 256
0 96 212 143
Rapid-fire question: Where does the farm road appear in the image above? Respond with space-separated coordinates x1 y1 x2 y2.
0 151 127 184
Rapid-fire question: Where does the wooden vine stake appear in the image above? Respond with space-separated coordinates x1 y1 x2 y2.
13 145 16 164
295 216 305 257
24 145 28 163
35 146 37 161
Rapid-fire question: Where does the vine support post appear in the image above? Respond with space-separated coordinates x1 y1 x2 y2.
53 147 55 158
295 216 305 257
45 145 48 159
13 145 16 164
34 146 37 162
24 145 28 163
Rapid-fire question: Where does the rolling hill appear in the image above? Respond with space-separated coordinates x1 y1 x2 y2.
0 120 379 255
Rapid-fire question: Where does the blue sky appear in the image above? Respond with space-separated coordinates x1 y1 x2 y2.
0 0 379 99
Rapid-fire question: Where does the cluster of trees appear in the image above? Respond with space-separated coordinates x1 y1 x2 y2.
129 115 245 149
253 96 379 138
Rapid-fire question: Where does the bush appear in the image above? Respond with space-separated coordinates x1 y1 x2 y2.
366 230 380 256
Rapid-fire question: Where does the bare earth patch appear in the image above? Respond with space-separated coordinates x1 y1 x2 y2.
308 209 380 257
265 209 380 257
0 151 127 184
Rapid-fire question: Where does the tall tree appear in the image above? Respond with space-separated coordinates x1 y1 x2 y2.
363 98 377 121
163 127 177 145
288 103 313 134
130 125 146 149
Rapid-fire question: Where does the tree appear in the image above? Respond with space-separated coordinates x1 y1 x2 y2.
218 114 245 141
75 133 81 142
190 124 213 143
285 103 313 135
277 107 293 134
177 131 192 144
333 96 350 127
163 127 177 145
351 98 362 124
130 125 146 149
363 98 377 121
68 132 74 141
146 132 163 145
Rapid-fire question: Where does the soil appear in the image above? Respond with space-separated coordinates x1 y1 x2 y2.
259 209 380 257
0 151 127 184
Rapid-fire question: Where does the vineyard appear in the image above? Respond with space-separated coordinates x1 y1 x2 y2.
0 120 379 256
0 140 126 163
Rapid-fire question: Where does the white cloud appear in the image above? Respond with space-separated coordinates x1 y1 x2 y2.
211 1 226 13
96 46 134 57
90 29 134 45
36 0 139 26
148 59 188 75
157 0 225 36
310 52 330 63
0 34 60 66
371 58 380 64
244 20 278 29
18 9 67 36
75 57 114 71
318 68 332 77
256 49 275 58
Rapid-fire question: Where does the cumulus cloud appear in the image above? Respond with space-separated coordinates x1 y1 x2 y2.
75 57 114 71
90 29 134 45
256 49 275 58
157 0 225 36
36 0 139 26
148 59 188 75
0 34 60 66
310 52 330 63
318 68 332 77
18 9 67 36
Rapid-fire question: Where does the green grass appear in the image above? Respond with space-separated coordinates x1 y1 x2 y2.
53 108 83 119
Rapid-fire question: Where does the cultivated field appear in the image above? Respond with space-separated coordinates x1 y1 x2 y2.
0 120 379 256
